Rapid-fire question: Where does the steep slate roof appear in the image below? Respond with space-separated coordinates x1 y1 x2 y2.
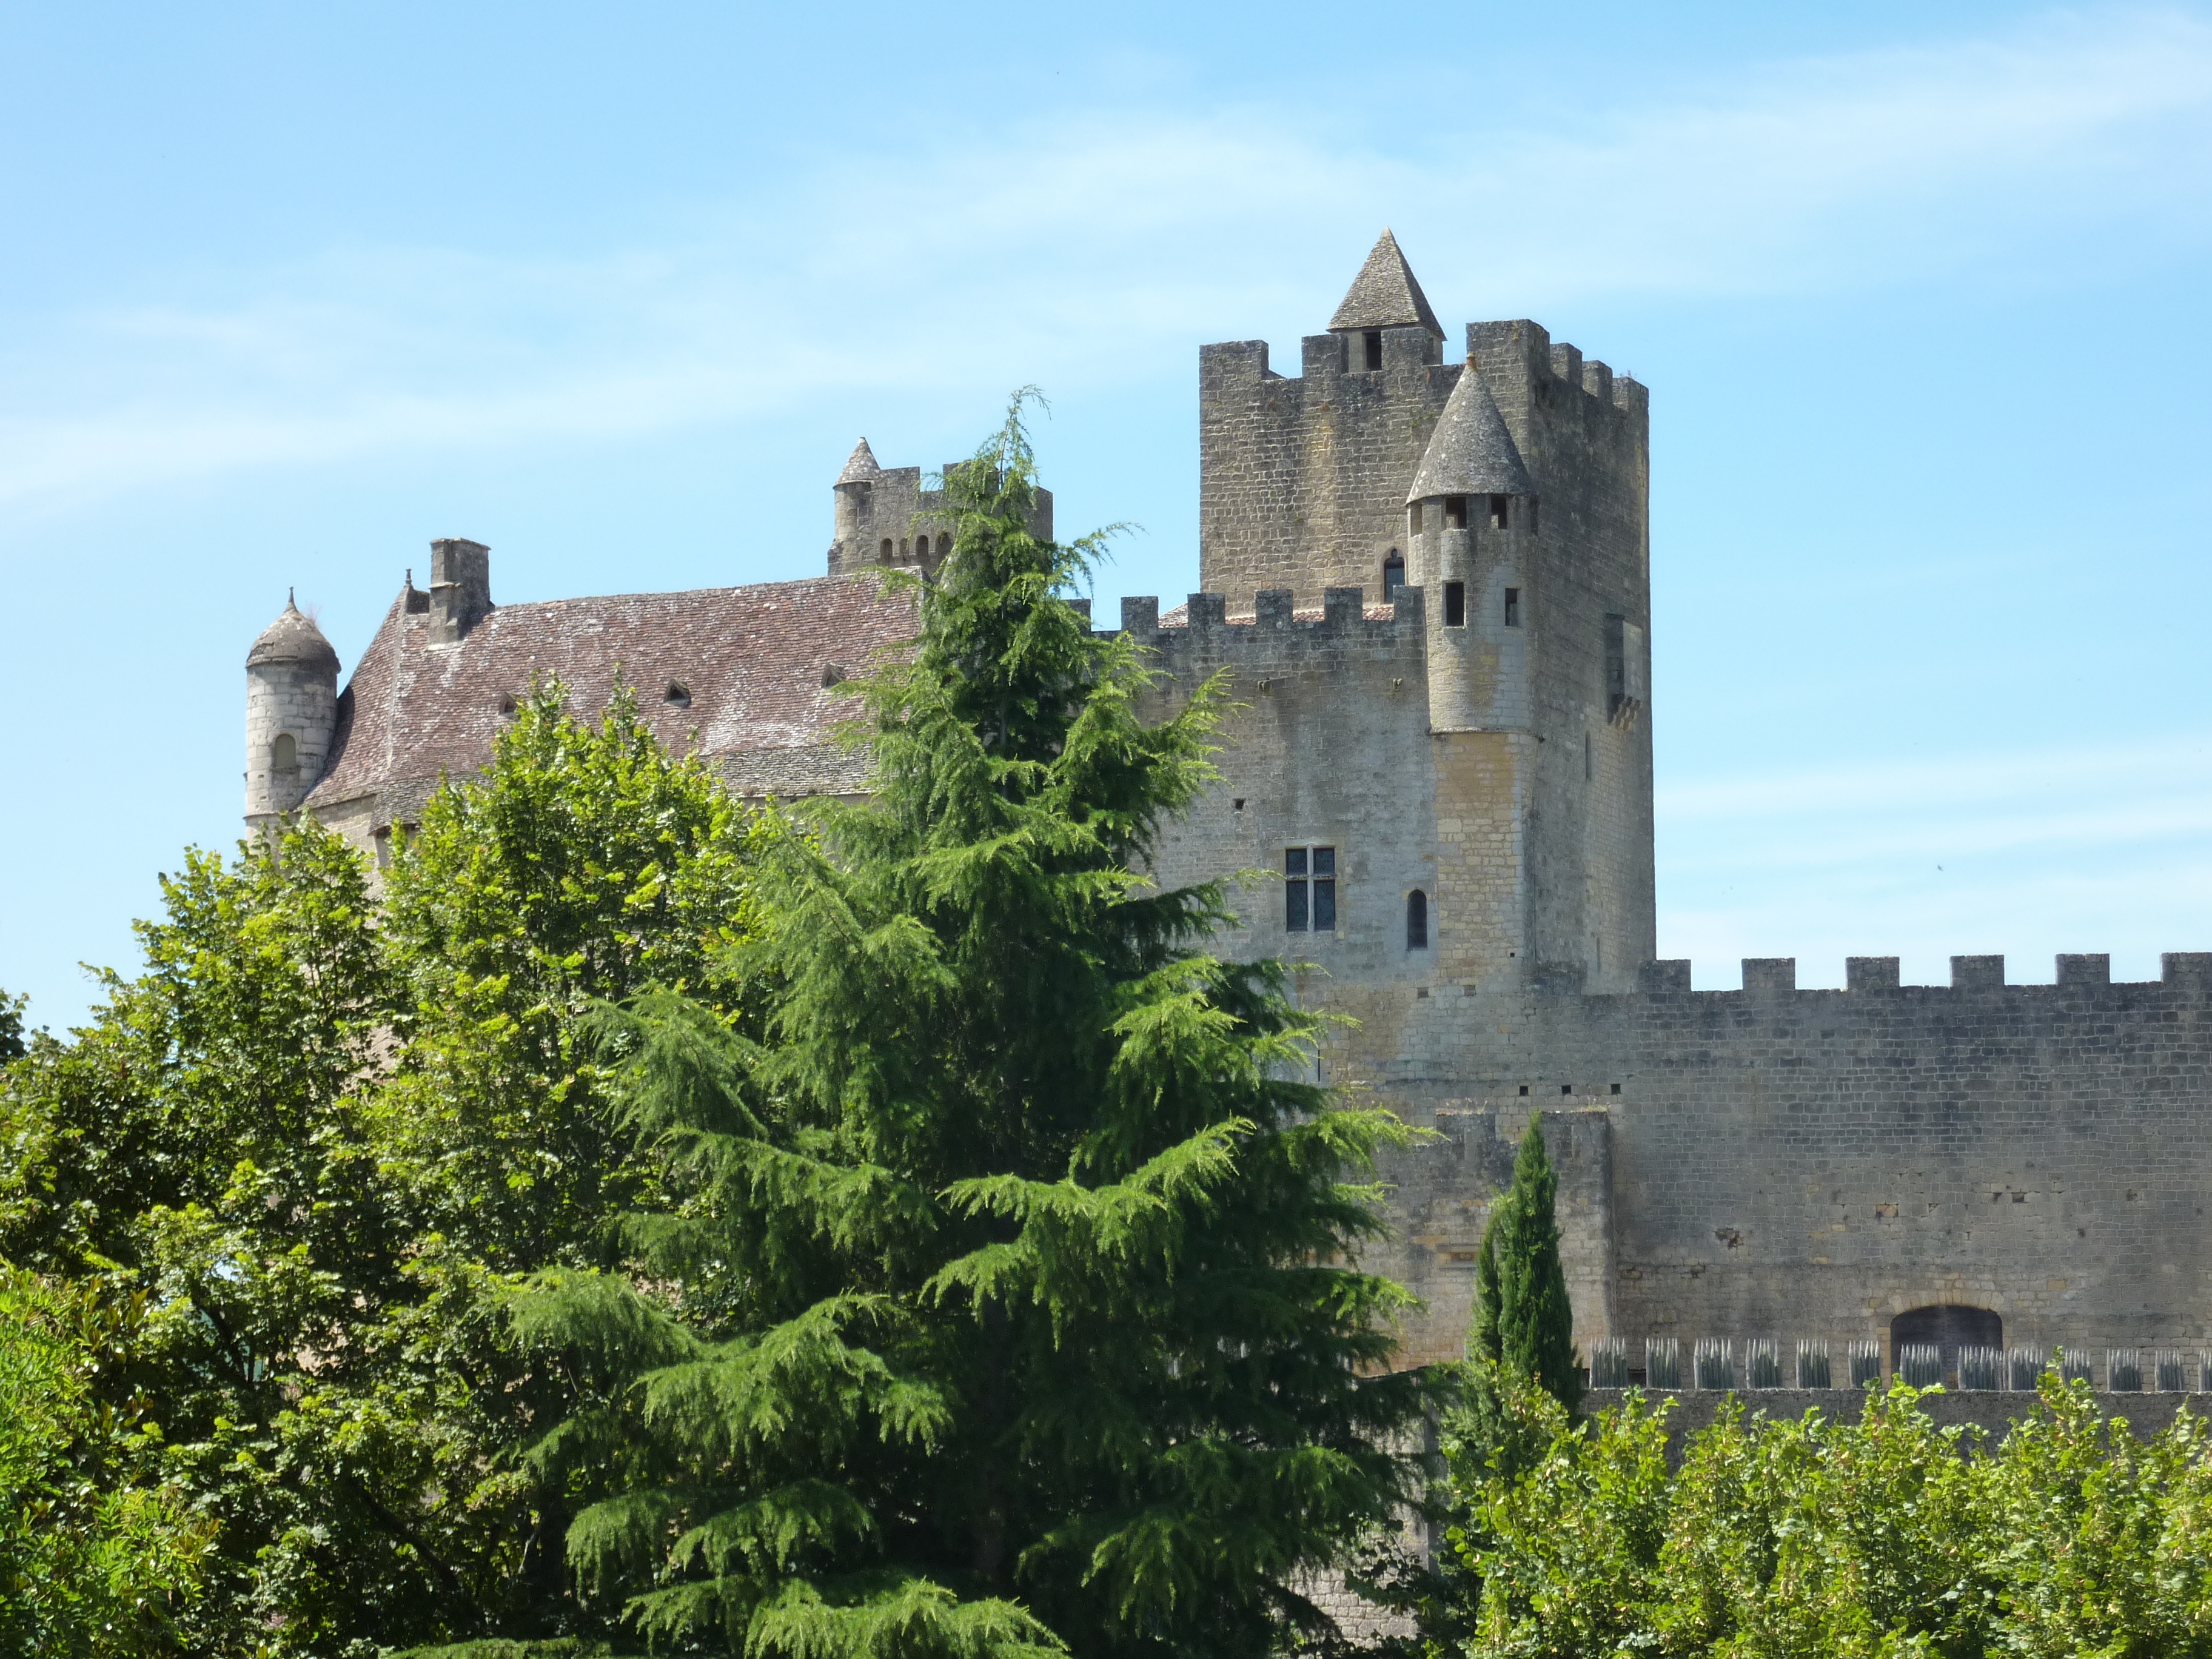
1327 229 1445 340
247 594 341 672
1405 368 1534 501
306 572 916 823
836 438 881 484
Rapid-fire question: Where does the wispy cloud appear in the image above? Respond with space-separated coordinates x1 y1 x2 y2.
3 7 2210 511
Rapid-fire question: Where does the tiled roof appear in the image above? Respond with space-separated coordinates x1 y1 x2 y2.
1327 229 1445 340
307 572 916 822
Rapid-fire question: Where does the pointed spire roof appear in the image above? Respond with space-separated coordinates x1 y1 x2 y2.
1406 367 1534 502
1329 229 1444 340
836 437 881 486
247 591 340 672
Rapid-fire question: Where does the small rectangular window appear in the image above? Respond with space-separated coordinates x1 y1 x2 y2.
1444 583 1466 628
1284 845 1336 932
1443 495 1467 530
1504 588 1520 627
1409 501 1423 534
1363 330 1382 370
1489 494 1510 529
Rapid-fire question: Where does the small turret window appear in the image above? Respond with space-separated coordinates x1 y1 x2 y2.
1490 494 1510 529
1406 889 1429 950
1362 330 1382 370
271 732 298 774
1505 588 1521 627
1409 501 1423 534
1444 583 1466 628
1444 495 1467 529
1382 552 1405 598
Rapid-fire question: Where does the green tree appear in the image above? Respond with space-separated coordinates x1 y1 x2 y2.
512 397 1438 1659
1436 1372 2212 1657
0 989 25 1065
0 682 768 1656
1483 1117 1580 1413
0 1267 212 1657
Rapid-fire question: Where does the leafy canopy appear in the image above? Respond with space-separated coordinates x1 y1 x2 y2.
0 680 766 1657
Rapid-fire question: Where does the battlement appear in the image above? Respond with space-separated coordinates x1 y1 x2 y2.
826 447 1052 576
1108 586 1425 644
1466 317 1649 421
1600 951 2212 999
1199 320 1648 422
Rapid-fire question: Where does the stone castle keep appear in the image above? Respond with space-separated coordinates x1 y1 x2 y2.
246 232 2212 1382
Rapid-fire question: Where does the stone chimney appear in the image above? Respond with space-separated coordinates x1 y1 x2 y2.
427 537 492 644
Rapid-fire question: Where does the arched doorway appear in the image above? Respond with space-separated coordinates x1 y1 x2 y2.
1889 1304 2002 1381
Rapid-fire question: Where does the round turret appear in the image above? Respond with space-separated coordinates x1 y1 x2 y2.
244 592 340 827
1403 367 1537 732
830 438 881 571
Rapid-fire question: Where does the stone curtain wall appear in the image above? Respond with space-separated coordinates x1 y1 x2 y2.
1368 954 2212 1369
1119 589 1440 997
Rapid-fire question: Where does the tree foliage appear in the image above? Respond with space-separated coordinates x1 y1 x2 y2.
1483 1119 1579 1415
510 395 1438 1659
0 1266 212 1657
0 682 763 1657
1437 1370 2212 1658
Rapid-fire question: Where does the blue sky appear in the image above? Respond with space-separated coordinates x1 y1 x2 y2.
4 1 2211 1027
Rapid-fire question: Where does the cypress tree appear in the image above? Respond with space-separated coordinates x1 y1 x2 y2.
511 396 1438 1659
1486 1116 1582 1412
1470 1228 1501 1366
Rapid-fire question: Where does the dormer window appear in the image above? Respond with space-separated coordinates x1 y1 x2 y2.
1382 551 1406 598
1489 494 1510 529
1362 330 1382 370
1443 495 1467 529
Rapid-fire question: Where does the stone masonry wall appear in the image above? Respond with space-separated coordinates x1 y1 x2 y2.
1466 320 1654 994
1121 587 1439 996
1365 952 2212 1370
1198 326 1455 606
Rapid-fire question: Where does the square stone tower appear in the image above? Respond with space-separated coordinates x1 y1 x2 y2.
1195 232 1654 990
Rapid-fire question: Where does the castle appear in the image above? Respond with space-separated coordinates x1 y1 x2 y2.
246 232 2212 1383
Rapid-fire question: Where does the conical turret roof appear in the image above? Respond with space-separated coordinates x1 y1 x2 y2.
836 437 881 485
1329 229 1444 340
247 591 340 673
1405 368 1533 502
